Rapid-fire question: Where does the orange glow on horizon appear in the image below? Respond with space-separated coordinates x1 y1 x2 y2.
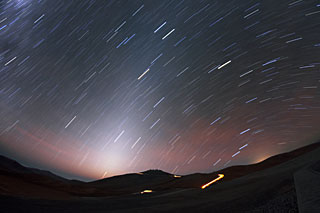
252 155 270 164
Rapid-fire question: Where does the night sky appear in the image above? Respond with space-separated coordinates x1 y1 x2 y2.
0 0 320 181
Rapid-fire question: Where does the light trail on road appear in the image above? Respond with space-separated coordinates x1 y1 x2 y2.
201 174 224 189
140 190 153 194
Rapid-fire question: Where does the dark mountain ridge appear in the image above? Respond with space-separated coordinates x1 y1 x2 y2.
0 141 319 199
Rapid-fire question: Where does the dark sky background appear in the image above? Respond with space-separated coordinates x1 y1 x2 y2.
0 0 319 181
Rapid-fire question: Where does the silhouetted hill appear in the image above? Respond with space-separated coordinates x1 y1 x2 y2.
87 171 174 195
142 169 172 176
156 141 320 189
0 155 95 199
0 155 33 174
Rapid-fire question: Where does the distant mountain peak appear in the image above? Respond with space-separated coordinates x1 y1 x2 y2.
141 169 171 176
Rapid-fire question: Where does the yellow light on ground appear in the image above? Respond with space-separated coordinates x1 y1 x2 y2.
201 174 224 189
174 175 181 178
140 190 153 194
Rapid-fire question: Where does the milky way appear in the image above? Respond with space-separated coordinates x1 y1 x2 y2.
0 0 320 181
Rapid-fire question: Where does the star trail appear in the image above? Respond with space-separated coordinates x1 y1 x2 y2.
0 0 319 181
